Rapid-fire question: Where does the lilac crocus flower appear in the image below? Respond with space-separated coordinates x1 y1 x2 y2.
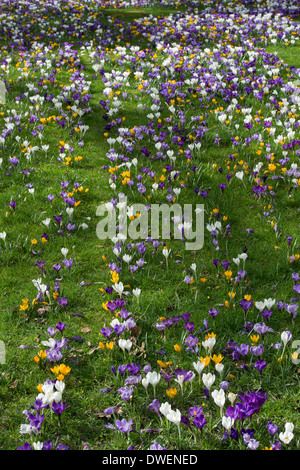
115 419 133 435
250 345 264 357
62 258 73 272
247 438 259 450
293 284 300 295
284 303 298 320
148 399 161 417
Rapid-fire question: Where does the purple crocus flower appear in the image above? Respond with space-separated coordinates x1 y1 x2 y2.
126 363 140 375
252 360 267 374
161 372 172 387
43 441 53 450
56 322 66 333
47 327 56 337
181 416 191 427
260 309 273 320
53 215 63 227
53 263 62 273
57 443 69 450
293 284 300 295
114 323 126 336
220 381 229 391
118 365 128 375
266 421 278 436
18 443 32 450
250 345 264 357
187 406 203 419
184 322 195 332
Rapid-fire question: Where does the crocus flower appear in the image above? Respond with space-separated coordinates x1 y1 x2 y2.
115 418 133 435
146 371 161 396
266 421 278 436
211 389 226 416
202 373 215 390
193 414 206 430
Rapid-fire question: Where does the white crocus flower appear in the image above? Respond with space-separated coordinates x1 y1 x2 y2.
285 422 294 434
193 360 206 379
66 207 74 217
174 374 185 392
264 298 276 309
255 301 265 312
132 288 141 300
281 331 292 347
228 392 237 405
55 380 65 394
142 378 149 390
20 424 38 435
33 442 44 450
202 336 216 354
110 318 120 328
162 247 171 258
41 338 56 349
